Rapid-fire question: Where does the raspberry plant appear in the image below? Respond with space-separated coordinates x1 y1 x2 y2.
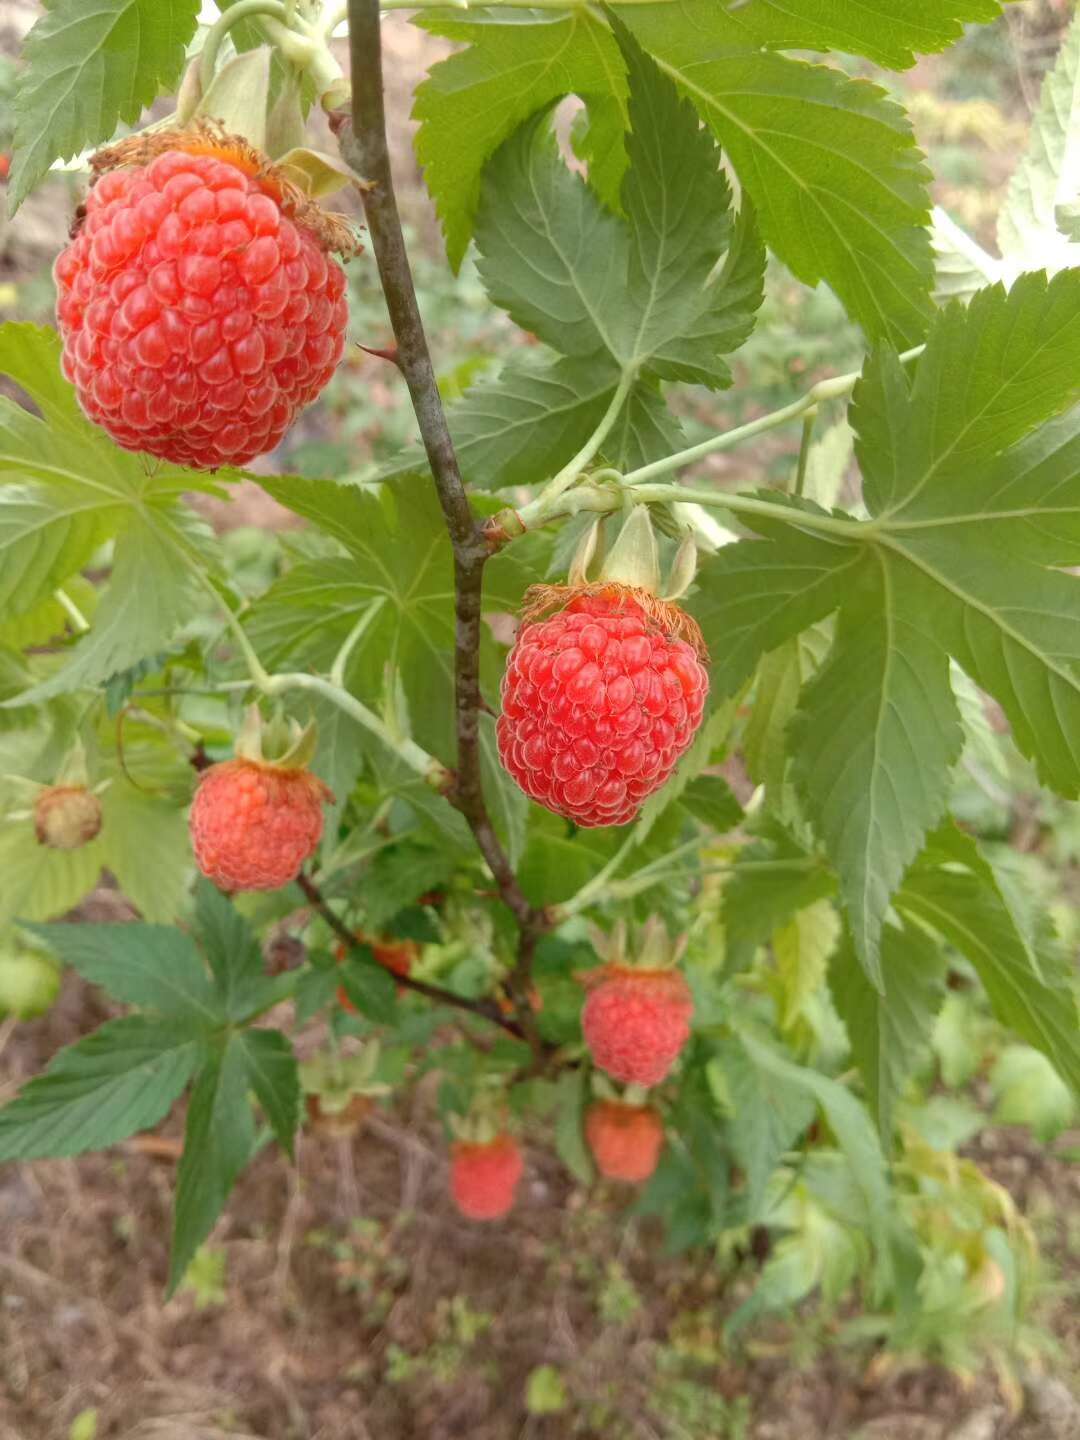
1 0 1080 1360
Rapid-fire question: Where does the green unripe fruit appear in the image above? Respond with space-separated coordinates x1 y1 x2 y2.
0 950 62 1019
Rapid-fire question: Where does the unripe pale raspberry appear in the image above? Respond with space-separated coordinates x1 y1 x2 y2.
189 758 332 892
450 1134 524 1221
33 785 103 850
497 585 709 827
54 135 350 470
582 966 693 1087
585 1099 665 1183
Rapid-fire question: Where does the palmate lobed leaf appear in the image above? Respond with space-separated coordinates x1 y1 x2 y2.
473 26 763 390
0 326 223 704
9 0 200 211
416 2 935 347
697 275 1080 984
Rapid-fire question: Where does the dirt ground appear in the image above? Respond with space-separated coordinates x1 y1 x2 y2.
2 4 1080 1438
1 950 1078 1440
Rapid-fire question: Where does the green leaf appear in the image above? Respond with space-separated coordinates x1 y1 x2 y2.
9 0 200 210
610 19 763 386
897 826 1080 1097
168 1036 256 1295
743 632 829 797
857 274 1080 516
475 110 626 360
998 11 1080 273
717 1034 815 1219
721 824 835 966
96 779 193 925
351 842 456 933
473 40 763 387
724 0 1004 70
554 1068 593 1185
990 1045 1076 1142
679 775 741 835
0 817 103 934
689 528 862 700
829 921 946 1136
622 2 934 346
413 9 627 271
773 899 840 1033
0 1015 202 1162
194 879 277 1023
739 1032 895 1265
790 556 962 984
235 1028 300 1158
339 950 399 1025
23 921 219 1022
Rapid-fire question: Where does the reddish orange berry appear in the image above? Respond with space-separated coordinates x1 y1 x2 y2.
582 966 693 1087
585 1099 665 1183
189 757 331 892
449 1134 524 1221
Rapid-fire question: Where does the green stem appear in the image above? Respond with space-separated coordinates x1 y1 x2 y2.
329 599 386 688
520 481 866 541
264 670 451 789
621 345 924 490
793 406 817 499
531 366 639 512
555 828 642 920
54 587 90 635
202 0 295 92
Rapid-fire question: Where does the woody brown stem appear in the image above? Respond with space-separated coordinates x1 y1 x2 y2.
296 872 528 1041
333 0 552 1060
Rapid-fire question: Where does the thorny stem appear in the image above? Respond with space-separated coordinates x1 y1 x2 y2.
295 872 531 1041
335 0 552 1057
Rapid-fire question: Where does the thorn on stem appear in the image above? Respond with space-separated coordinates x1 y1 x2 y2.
357 341 402 369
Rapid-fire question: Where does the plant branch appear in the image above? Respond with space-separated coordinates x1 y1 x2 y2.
620 345 924 489
201 0 296 92
295 872 529 1041
531 365 639 511
333 0 553 1058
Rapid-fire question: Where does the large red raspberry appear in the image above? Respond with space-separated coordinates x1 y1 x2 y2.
582 966 693 1087
449 1134 524 1221
33 785 103 850
497 585 709 827
190 758 332 892
54 137 349 469
585 1099 665 1183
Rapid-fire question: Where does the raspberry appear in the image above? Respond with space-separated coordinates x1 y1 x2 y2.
582 966 693 1087
449 1134 524 1221
585 1099 665 1183
54 137 350 469
189 757 332 892
497 585 709 827
34 785 103 850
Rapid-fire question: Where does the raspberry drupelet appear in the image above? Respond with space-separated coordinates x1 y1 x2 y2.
497 585 709 828
54 135 351 470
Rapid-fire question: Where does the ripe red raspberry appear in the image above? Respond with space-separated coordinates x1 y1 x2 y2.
449 1134 524 1221
34 785 103 850
54 134 350 469
582 966 693 1087
585 1099 665 1183
190 758 332 892
497 585 709 827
